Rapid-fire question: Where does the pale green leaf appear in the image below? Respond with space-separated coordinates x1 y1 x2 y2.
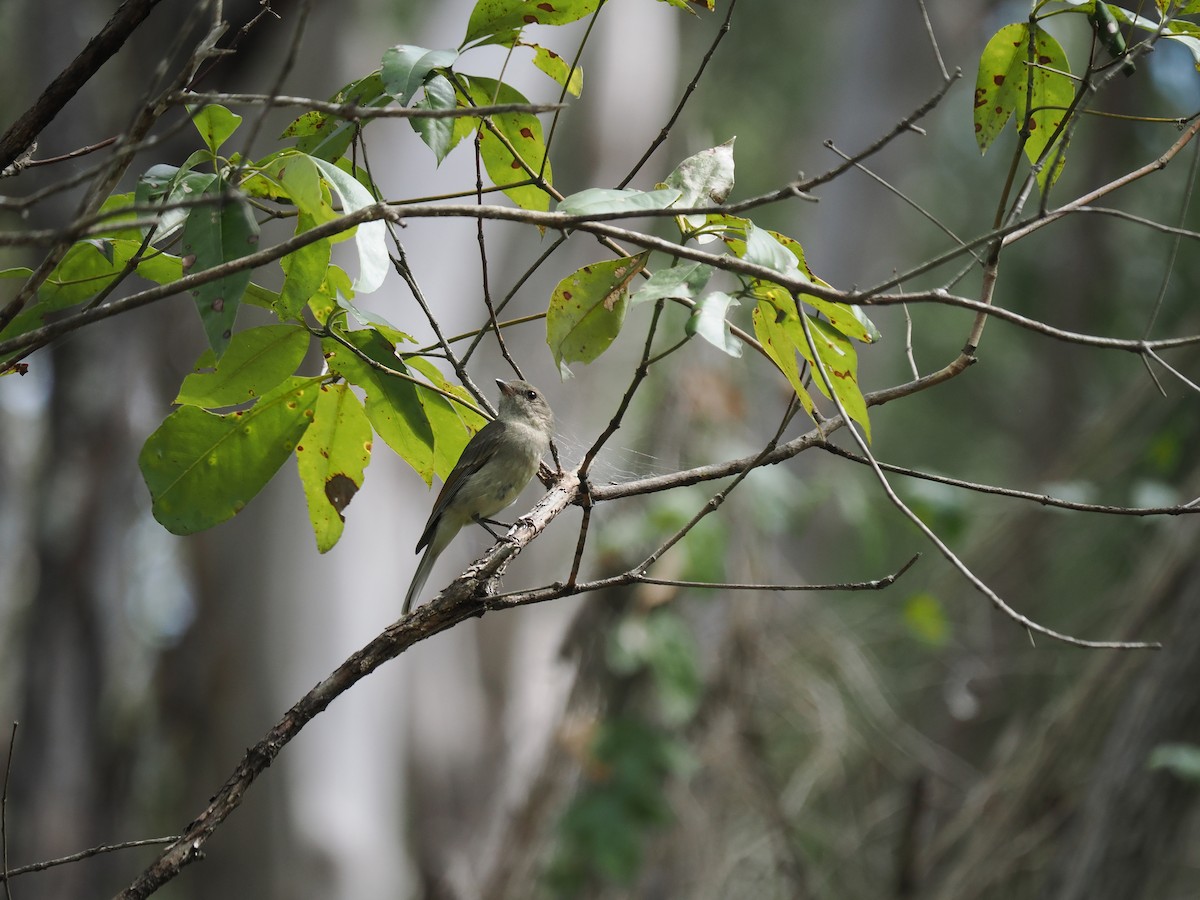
296 383 374 552
546 253 648 376
310 156 388 294
139 377 320 534
175 324 309 408
557 187 681 217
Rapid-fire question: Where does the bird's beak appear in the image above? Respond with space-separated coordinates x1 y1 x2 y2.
496 378 513 396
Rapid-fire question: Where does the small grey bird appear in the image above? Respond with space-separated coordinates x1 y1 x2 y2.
402 379 554 614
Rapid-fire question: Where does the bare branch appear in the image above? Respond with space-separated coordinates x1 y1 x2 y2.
1 837 177 883
0 0 170 170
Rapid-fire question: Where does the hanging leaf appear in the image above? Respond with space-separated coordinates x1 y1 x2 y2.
322 329 436 482
279 217 332 320
629 261 713 306
412 74 462 162
310 157 388 294
405 357 486 480
296 382 374 552
685 291 742 357
381 44 459 104
180 183 261 358
546 252 649 376
529 44 584 96
974 23 1072 186
283 71 390 162
459 76 554 212
139 377 321 534
174 324 309 408
665 138 735 234
805 314 870 440
751 294 815 418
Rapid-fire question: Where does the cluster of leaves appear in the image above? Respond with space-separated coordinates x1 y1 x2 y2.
0 0 881 553
974 1 1200 189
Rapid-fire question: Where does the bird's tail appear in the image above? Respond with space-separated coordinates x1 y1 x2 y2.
402 544 437 615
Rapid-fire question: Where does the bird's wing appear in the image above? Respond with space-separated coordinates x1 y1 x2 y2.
414 417 508 552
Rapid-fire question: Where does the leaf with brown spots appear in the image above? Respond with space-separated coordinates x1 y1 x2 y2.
528 42 583 96
296 383 373 552
463 0 603 49
459 76 554 211
546 252 649 376
973 22 1072 188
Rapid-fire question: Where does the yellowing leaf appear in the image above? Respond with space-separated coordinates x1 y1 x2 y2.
546 253 649 376
296 383 373 552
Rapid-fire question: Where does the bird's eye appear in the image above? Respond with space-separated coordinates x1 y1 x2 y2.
525 390 538 401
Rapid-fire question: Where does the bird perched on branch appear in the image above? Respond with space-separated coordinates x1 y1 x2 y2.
402 379 554 614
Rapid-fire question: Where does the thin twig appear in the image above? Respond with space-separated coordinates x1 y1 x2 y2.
634 553 920 592
1 722 15 900
580 300 668 478
817 441 1200 517
1 836 178 883
915 0 949 81
617 0 738 189
797 311 1158 650
472 129 521 378
799 70 960 193
634 396 799 576
1143 131 1200 338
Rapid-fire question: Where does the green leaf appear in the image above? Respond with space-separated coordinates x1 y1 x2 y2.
175 324 309 408
411 73 462 162
974 23 1028 155
3 239 184 340
247 150 325 218
765 230 880 343
180 183 261 357
307 264 353 326
381 44 459 104
296 382 374 552
471 79 553 208
529 43 583 96
136 165 217 245
903 592 950 645
805 314 870 440
556 187 681 217
139 376 321 534
546 252 649 376
751 292 815 418
310 156 388 294
323 330 436 482
741 221 800 275
279 217 332 320
190 104 242 156
974 23 1073 187
628 261 713 306
283 71 390 161
460 76 554 211
686 291 742 357
463 0 603 48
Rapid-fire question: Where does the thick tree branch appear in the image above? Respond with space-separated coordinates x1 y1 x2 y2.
0 0 169 171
